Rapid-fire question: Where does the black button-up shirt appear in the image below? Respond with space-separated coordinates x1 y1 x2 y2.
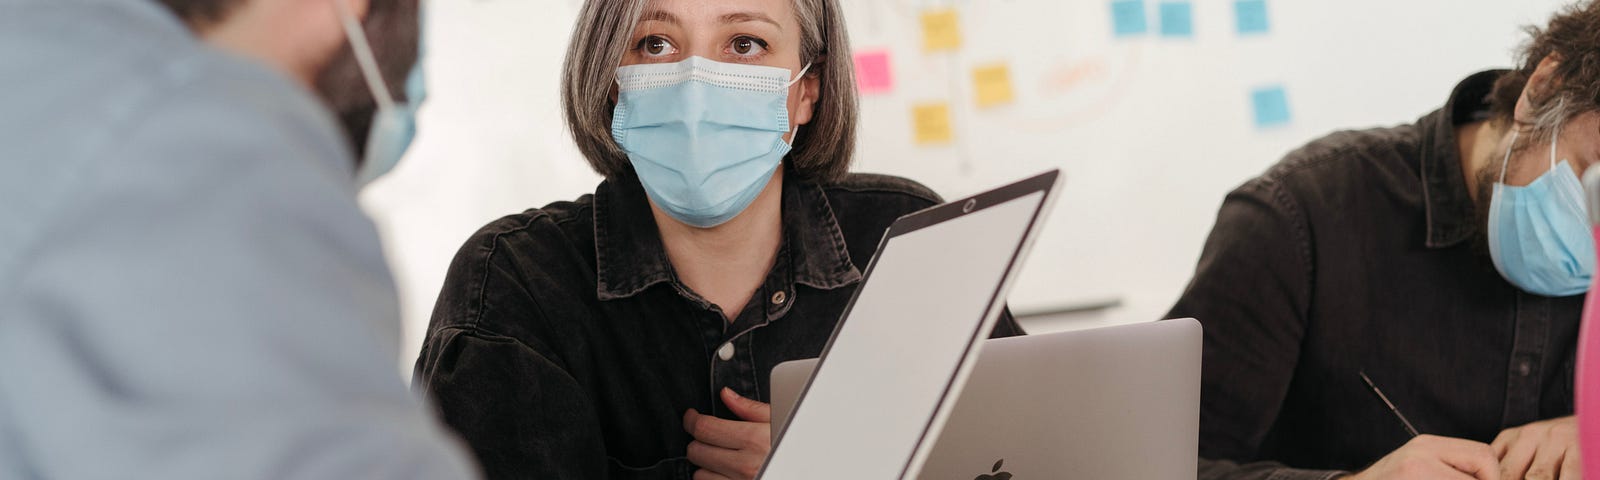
1176 70 1583 480
414 171 1023 479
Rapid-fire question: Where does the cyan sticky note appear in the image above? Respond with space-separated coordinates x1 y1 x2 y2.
1159 1 1194 38
1111 0 1148 37
1235 0 1270 35
854 50 893 95
1251 86 1291 128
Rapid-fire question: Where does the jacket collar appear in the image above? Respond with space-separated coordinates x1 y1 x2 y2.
1420 69 1504 249
593 172 861 301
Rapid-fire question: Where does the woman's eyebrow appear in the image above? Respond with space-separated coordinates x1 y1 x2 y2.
639 9 681 25
720 11 782 30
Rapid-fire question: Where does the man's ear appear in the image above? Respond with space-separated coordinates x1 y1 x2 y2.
1515 54 1563 125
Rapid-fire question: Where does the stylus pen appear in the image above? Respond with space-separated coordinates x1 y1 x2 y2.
1359 370 1420 438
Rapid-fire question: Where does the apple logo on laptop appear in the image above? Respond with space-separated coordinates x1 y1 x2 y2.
975 459 1013 480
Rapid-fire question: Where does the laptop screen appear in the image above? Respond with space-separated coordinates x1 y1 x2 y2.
759 172 1056 480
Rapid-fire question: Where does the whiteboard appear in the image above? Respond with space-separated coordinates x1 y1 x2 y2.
361 0 1576 373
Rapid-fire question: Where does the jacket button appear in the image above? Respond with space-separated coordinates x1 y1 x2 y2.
718 342 735 361
771 291 787 305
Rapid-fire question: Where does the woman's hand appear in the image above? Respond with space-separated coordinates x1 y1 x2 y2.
684 388 772 480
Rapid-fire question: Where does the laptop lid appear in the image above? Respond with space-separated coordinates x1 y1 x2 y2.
770 319 1203 479
757 170 1061 480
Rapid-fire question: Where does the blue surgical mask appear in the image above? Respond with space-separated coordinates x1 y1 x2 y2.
1488 129 1596 296
334 0 425 187
612 56 809 228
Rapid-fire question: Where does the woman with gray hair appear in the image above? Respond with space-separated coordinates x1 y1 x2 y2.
413 0 1023 479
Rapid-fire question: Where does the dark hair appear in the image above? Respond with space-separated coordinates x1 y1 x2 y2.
1489 0 1600 138
155 0 246 27
314 0 422 159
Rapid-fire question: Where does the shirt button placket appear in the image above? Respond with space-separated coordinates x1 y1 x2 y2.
711 335 756 417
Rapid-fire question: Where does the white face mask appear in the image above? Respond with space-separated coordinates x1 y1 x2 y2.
1487 127 1596 296
611 56 810 228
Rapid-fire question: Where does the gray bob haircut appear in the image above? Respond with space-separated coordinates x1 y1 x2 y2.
561 0 858 182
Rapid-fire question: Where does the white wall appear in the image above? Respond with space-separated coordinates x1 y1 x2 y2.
362 0 1575 373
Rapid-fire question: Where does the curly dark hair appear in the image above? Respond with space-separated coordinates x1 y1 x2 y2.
1489 0 1600 138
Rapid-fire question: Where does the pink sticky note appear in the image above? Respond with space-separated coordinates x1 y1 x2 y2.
854 50 893 95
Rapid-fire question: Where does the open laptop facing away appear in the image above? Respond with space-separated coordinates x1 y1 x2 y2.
756 170 1061 480
769 319 1203 479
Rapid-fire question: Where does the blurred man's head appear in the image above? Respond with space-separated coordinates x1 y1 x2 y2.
1489 1 1600 140
1477 1 1600 190
155 0 420 161
1467 0 1600 215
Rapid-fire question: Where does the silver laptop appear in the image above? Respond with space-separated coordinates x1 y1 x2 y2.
769 319 1202 480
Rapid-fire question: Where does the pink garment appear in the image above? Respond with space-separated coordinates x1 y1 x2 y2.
1579 227 1600 474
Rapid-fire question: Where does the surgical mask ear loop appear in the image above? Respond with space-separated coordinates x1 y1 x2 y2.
784 63 813 89
1550 122 1562 170
1498 123 1565 184
333 0 398 111
780 63 811 147
1500 130 1520 184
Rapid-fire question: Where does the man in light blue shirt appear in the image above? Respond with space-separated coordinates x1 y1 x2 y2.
0 0 478 477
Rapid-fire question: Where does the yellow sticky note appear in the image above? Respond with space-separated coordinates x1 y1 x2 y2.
912 103 953 145
921 8 962 52
972 63 1015 108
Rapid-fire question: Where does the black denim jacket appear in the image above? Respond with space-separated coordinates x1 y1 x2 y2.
1178 70 1582 480
414 171 1024 479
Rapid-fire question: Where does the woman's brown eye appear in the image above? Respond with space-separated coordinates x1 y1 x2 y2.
640 36 675 57
729 36 765 56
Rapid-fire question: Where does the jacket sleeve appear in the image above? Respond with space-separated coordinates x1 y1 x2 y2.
1167 177 1334 478
413 232 610 479
416 328 609 479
